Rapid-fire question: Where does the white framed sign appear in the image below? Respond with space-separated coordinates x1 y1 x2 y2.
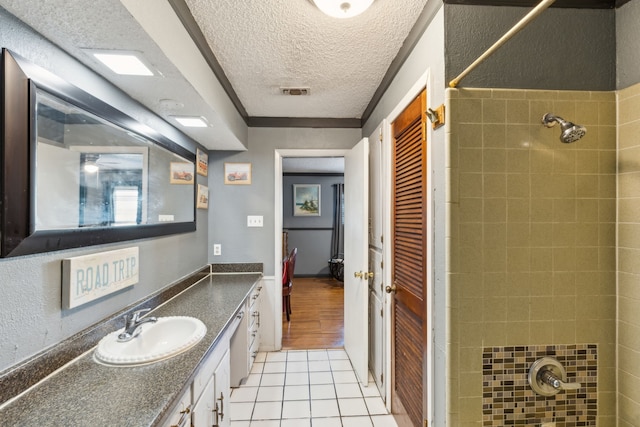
62 247 139 309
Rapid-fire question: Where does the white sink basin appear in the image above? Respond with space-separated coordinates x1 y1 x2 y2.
94 316 207 366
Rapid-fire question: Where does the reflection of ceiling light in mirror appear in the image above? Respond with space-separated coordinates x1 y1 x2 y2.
172 116 208 128
312 0 374 18
90 51 153 76
84 162 99 173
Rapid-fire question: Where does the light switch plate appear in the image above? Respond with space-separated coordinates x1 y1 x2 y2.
247 215 263 227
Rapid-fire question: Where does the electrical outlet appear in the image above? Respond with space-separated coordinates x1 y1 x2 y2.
213 244 221 256
247 215 263 227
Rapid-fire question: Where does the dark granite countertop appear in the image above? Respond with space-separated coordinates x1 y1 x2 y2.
0 273 261 426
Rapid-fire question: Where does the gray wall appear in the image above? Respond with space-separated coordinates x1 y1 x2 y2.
283 174 344 276
444 5 616 90
617 0 640 89
208 128 361 276
0 8 208 372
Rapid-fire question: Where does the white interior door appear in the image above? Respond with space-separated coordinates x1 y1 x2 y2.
344 137 370 384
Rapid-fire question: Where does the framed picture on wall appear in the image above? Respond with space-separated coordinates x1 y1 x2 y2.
196 184 209 209
196 148 208 177
224 162 252 185
293 184 320 216
169 162 195 185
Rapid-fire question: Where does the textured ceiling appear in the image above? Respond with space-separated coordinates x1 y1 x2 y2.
184 0 429 119
0 0 429 149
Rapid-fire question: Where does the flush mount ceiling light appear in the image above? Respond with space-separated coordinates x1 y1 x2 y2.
312 0 374 18
172 116 208 128
89 50 154 76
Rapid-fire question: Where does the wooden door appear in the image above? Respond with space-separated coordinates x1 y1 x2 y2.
344 138 370 384
390 89 428 426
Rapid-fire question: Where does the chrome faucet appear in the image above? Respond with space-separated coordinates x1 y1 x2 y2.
117 308 157 342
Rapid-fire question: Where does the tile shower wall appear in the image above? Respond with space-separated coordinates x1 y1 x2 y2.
446 88 616 426
617 82 640 427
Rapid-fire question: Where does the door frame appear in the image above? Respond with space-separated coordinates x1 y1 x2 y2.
382 68 434 423
273 148 350 350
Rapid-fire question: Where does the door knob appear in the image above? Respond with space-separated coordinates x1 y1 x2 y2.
385 284 397 294
354 271 374 279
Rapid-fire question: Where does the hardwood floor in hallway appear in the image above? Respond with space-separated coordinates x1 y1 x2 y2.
282 276 344 349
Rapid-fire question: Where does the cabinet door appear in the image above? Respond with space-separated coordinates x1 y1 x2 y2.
161 389 192 427
213 350 231 427
191 376 214 427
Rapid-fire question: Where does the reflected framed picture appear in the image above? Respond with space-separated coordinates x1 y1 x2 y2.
196 184 209 209
196 148 208 177
169 162 195 185
293 184 320 216
224 162 251 185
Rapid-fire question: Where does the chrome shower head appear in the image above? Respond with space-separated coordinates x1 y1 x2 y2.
542 113 587 143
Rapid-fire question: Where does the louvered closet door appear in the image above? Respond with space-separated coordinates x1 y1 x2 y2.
391 89 427 427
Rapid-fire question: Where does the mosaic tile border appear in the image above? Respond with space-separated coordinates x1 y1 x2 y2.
482 344 597 426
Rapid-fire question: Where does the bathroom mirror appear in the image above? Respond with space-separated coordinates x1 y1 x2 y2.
1 49 196 257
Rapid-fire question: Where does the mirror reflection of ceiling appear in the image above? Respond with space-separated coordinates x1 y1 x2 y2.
283 157 344 174
0 0 428 150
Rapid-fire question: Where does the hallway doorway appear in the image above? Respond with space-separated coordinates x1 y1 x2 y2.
281 276 344 349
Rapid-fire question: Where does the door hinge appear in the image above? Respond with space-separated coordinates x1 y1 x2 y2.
380 261 384 269
380 308 383 317
379 127 383 142
380 373 384 384
424 420 428 427
380 235 384 244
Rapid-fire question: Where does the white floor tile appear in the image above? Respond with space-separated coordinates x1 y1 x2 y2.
261 373 286 386
249 420 280 427
250 362 264 374
307 349 329 361
230 421 251 427
338 397 369 416
244 373 262 387
309 360 331 372
284 384 310 401
332 370 358 384
311 417 343 427
309 371 334 385
285 372 310 386
254 352 267 363
310 384 336 400
327 349 349 360
341 416 374 427
282 400 311 419
231 386 259 402
330 359 353 371
266 351 288 362
281 418 311 427
252 401 282 420
287 360 309 373
256 386 283 402
311 398 340 418
371 414 399 427
364 397 387 415
230 402 254 420
335 382 362 398
359 383 381 397
263 361 287 373
286 350 309 361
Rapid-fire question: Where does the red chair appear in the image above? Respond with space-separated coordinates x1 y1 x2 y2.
282 247 297 322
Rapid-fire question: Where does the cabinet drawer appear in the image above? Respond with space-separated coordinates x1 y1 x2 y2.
162 391 192 427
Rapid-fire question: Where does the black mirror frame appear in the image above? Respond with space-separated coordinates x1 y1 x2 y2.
1 48 197 258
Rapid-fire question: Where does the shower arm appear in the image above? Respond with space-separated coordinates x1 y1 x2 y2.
448 0 556 89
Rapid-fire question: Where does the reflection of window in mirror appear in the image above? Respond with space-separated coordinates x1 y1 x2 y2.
112 186 140 225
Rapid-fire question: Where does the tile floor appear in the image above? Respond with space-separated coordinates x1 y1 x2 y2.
230 349 398 427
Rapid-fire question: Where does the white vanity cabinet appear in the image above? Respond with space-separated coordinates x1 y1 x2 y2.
162 311 239 427
230 282 262 387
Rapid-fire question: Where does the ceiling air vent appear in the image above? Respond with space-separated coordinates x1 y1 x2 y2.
281 87 310 96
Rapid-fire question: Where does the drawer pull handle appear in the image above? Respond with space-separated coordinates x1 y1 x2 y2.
171 406 190 427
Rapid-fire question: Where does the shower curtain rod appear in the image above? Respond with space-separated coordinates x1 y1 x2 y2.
448 0 556 88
